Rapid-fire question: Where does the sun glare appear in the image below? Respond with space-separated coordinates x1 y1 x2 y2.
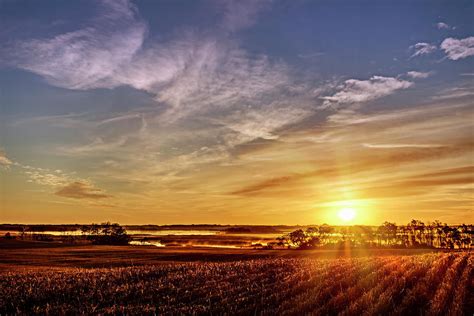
322 198 372 224
338 208 356 222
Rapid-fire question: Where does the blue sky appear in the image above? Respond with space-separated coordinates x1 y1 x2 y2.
0 0 473 224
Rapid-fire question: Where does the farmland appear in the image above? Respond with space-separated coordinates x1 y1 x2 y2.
0 242 472 315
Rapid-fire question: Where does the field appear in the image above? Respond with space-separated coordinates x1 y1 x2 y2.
0 241 473 315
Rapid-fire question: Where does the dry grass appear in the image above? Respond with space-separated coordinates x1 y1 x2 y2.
1 250 472 315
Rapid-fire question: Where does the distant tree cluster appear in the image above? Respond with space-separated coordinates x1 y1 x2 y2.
80 222 130 245
278 220 473 250
3 232 14 240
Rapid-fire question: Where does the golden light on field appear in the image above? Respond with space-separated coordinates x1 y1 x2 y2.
338 208 356 222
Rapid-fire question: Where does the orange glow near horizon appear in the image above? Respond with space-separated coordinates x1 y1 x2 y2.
319 198 374 225
1 99 473 226
1 0 474 227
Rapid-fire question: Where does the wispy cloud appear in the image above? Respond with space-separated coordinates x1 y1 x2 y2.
0 148 72 184
406 71 433 79
3 0 472 224
24 167 71 186
231 175 294 196
410 42 437 58
3 0 333 187
5 0 287 126
231 100 473 202
4 154 111 202
436 22 454 30
9 0 146 90
219 0 270 33
219 104 311 142
362 143 446 149
6 0 316 153
55 181 111 199
0 150 13 168
11 112 93 129
433 84 474 100
146 40 298 123
321 76 412 108
440 37 474 60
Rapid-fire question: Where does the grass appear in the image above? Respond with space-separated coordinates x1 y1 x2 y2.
1 240 472 315
0 239 440 269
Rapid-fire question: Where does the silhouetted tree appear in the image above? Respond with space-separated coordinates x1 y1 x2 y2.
276 236 287 248
82 222 130 245
306 227 318 236
318 224 334 244
20 226 29 240
306 236 321 248
279 220 472 250
378 222 397 246
288 229 306 248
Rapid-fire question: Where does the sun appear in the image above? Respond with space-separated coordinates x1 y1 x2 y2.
338 207 356 222
323 198 372 224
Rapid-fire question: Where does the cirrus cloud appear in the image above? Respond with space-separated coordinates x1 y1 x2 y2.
410 42 437 58
406 71 433 79
7 0 147 90
321 76 413 107
5 0 312 136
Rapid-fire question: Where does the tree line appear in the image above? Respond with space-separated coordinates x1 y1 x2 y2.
6 222 130 245
277 220 473 250
80 222 130 245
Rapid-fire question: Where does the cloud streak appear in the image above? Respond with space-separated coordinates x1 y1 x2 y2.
410 42 437 58
231 101 473 200
362 143 446 149
55 181 111 199
321 76 412 107
220 106 311 141
406 71 433 79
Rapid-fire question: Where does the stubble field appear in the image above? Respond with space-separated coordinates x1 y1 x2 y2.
0 244 472 315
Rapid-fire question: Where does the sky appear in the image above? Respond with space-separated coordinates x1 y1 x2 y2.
0 0 473 225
